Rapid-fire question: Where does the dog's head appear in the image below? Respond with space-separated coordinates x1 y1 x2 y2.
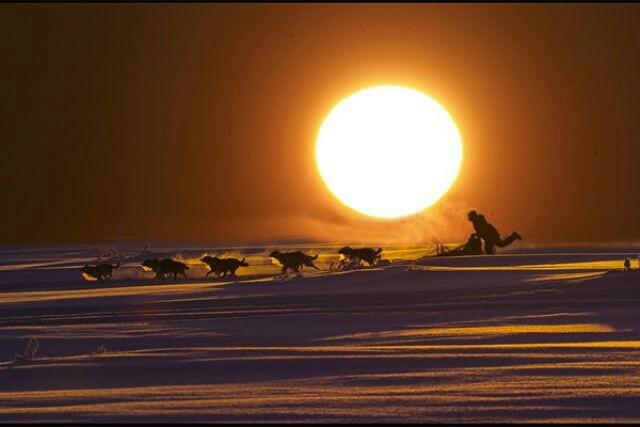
142 259 159 271
338 246 352 256
80 265 98 281
269 251 282 259
212 256 223 264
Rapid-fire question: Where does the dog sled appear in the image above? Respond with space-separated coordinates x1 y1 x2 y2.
435 234 482 257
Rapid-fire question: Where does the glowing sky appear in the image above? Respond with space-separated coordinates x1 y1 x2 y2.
2 4 640 244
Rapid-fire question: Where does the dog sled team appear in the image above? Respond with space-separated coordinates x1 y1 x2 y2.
80 246 385 284
81 210 523 283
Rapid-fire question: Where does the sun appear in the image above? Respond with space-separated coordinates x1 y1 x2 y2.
316 85 463 219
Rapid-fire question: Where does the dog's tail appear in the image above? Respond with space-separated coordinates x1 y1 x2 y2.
240 257 248 266
375 248 383 255
112 262 120 269
311 254 319 260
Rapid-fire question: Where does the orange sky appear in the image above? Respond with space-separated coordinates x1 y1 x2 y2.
2 4 640 245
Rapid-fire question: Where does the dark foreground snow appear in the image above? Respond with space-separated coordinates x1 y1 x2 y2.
0 245 639 422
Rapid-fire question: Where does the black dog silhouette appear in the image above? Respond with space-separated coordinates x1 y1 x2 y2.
269 250 319 275
338 246 383 266
142 258 189 280
81 262 119 284
201 256 249 278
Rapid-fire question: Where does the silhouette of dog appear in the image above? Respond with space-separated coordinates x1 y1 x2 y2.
81 262 120 284
142 258 164 279
142 258 189 280
201 256 249 278
338 246 383 266
269 250 319 275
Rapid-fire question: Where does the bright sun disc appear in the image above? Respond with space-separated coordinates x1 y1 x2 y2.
316 85 463 218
